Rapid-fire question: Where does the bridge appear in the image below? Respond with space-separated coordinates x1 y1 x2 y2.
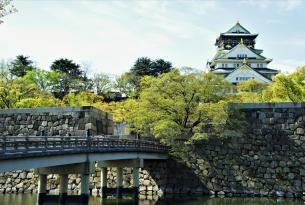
0 134 168 204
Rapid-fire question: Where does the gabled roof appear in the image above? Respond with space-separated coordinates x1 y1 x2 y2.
222 41 267 60
225 63 271 83
219 22 258 37
225 22 250 34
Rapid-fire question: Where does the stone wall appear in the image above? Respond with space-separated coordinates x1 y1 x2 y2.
179 102 305 198
0 160 205 200
2 103 305 199
0 106 113 136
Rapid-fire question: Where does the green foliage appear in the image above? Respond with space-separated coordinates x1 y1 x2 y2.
50 58 92 98
114 72 136 98
93 73 112 95
95 100 131 122
0 75 39 108
237 78 266 93
123 69 230 145
262 67 305 102
23 69 60 92
9 55 36 77
232 79 267 103
15 94 62 108
63 91 103 106
128 57 173 90
0 63 62 108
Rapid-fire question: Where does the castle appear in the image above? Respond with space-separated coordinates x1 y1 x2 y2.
207 22 279 83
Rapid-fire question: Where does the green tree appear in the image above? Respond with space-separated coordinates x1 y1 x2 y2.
234 78 267 103
114 72 136 98
124 69 230 145
131 57 152 77
0 76 38 108
237 78 266 93
23 69 60 92
15 93 62 108
151 59 172 76
50 58 91 98
63 91 103 106
262 67 305 102
0 62 63 108
129 57 173 87
0 0 17 24
93 73 113 96
9 55 36 77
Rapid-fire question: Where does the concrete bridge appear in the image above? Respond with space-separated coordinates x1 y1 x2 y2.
0 134 168 204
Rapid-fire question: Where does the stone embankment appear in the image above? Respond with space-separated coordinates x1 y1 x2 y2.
0 161 197 200
2 103 305 198
0 106 113 136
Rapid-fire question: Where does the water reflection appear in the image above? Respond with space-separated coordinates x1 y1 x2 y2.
0 194 304 205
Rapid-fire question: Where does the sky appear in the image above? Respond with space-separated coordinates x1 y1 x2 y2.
0 0 305 76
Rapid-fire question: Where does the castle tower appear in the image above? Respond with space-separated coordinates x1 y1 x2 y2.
207 21 279 83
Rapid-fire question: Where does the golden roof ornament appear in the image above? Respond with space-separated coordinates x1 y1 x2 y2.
243 57 248 65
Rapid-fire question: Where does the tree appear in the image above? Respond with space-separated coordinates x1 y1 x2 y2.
15 93 62 108
237 78 266 93
24 69 61 92
129 57 173 87
262 67 305 102
151 59 172 76
9 55 36 77
93 73 112 96
0 75 38 108
50 58 91 98
124 69 230 145
0 0 17 24
63 91 103 106
234 78 267 103
51 58 83 77
114 72 136 98
95 101 128 122
131 57 152 77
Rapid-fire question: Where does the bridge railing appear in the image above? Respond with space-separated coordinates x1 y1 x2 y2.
0 135 168 159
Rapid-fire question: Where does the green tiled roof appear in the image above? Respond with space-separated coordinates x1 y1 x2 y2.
225 22 251 34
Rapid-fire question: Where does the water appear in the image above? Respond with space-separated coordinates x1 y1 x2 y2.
0 194 304 205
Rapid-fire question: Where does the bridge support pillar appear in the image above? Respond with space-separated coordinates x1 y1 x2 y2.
100 167 107 198
59 174 68 203
37 174 47 205
80 174 90 204
132 167 139 199
116 167 123 198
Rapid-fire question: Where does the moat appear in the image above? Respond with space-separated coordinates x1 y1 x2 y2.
1 194 305 205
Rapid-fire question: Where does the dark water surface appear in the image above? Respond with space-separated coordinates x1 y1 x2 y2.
0 194 305 205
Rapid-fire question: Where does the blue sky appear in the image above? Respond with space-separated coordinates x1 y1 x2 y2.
0 0 305 75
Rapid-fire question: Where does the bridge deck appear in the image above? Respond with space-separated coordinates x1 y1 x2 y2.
0 135 168 159
0 135 168 172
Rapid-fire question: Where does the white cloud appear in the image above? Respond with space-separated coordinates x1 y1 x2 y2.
272 59 305 73
1 0 304 76
241 0 304 11
278 0 303 11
